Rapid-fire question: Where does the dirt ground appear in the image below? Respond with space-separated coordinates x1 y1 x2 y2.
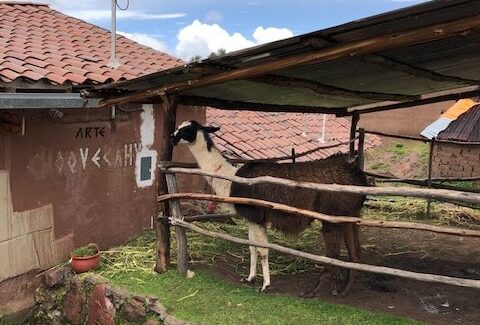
198 227 480 325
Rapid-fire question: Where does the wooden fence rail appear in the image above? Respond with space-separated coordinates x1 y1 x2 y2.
161 167 480 204
158 193 480 238
170 218 480 289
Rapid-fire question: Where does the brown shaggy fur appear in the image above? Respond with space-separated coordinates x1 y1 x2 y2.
231 154 366 234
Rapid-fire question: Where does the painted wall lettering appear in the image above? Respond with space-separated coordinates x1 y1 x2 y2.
75 126 106 139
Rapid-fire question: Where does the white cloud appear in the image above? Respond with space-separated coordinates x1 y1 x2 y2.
118 31 168 52
176 20 293 60
63 10 186 22
205 10 223 24
252 26 293 44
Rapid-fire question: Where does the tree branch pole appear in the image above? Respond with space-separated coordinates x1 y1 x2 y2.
171 218 480 289
425 138 436 218
165 173 188 275
161 167 480 205
348 113 359 163
159 193 480 238
154 94 178 273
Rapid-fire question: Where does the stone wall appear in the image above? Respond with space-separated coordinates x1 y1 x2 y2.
27 267 194 325
432 143 480 178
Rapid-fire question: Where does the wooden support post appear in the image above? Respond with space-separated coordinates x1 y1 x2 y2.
165 173 189 275
348 113 360 163
426 138 436 218
154 94 178 273
357 128 365 171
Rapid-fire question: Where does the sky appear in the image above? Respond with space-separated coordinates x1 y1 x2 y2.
41 0 429 60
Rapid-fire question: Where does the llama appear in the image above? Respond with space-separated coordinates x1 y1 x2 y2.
170 120 366 296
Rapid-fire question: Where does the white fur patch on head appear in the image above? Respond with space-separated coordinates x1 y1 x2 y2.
178 121 192 129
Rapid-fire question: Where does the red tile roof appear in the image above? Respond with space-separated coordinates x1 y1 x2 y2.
207 109 381 161
0 2 183 86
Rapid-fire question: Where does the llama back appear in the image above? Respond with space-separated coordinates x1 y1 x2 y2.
231 154 366 234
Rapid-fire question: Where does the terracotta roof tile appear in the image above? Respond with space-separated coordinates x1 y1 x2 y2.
0 3 183 87
207 109 381 162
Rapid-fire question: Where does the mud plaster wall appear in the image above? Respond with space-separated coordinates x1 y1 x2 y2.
432 143 480 178
359 101 452 136
0 104 205 282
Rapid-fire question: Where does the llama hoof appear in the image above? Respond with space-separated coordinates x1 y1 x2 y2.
259 285 270 293
241 277 256 284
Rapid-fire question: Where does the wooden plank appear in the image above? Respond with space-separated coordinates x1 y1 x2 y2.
172 219 480 289
160 193 480 238
165 174 188 275
154 94 178 273
161 168 480 204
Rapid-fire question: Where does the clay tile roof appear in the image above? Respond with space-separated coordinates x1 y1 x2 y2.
0 2 183 87
207 109 381 162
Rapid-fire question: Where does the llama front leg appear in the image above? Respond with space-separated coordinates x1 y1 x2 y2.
246 224 258 283
249 222 270 291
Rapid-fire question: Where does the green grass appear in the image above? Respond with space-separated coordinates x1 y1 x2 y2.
104 269 421 325
95 225 424 325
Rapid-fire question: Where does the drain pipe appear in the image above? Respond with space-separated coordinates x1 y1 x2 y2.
108 0 120 68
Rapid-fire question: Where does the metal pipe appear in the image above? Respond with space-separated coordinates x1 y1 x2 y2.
108 0 120 68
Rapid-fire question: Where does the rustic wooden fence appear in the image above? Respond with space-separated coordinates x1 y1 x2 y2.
158 162 480 290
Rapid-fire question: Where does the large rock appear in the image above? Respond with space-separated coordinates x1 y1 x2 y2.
63 277 85 325
87 283 115 325
123 297 147 323
43 266 72 288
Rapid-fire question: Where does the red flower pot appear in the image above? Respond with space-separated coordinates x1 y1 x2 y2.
71 243 100 273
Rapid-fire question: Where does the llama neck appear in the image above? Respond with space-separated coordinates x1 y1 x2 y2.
187 132 237 197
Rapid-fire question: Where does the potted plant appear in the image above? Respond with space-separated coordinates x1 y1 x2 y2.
71 243 100 273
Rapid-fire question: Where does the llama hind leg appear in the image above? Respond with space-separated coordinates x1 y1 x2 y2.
249 222 270 291
338 224 361 297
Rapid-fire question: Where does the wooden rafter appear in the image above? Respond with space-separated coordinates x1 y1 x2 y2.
339 86 480 116
178 95 347 114
360 54 479 85
250 75 418 101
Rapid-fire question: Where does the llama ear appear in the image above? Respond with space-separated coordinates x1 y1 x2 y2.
204 126 220 133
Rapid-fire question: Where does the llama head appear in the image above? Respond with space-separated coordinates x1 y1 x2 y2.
170 120 220 151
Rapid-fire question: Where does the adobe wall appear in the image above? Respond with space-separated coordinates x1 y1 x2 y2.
432 143 480 178
0 104 206 284
359 101 452 136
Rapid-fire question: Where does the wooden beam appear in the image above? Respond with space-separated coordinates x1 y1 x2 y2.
98 15 480 106
363 129 480 145
161 168 480 204
360 54 479 85
178 95 347 114
154 94 178 273
172 218 480 289
250 75 417 102
161 193 480 238
339 87 480 116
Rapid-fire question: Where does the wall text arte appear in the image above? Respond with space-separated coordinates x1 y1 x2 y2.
75 126 106 139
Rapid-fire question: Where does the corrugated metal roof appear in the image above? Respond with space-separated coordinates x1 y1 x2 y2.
88 0 480 116
437 105 480 142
